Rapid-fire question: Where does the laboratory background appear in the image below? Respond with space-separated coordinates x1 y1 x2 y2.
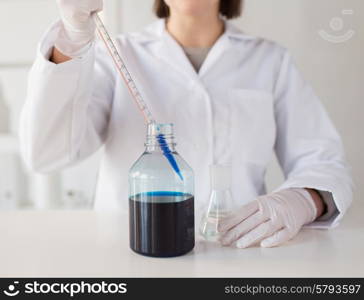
0 0 363 215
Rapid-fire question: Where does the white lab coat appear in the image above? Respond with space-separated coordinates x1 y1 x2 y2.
20 19 352 228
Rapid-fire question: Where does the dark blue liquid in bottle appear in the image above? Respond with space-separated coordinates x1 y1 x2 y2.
128 124 195 257
129 192 194 257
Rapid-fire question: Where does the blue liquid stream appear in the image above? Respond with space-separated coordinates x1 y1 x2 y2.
157 134 184 181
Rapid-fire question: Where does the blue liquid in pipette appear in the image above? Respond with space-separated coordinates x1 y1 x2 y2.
157 134 184 181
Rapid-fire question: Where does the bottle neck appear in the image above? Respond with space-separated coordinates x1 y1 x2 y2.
145 123 177 152
145 134 176 152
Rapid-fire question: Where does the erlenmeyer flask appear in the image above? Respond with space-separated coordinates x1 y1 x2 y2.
200 164 235 242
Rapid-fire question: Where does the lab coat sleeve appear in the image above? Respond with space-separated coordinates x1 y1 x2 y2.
273 49 353 229
19 21 115 172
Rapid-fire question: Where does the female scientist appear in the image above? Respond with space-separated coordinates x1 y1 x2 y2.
20 0 352 248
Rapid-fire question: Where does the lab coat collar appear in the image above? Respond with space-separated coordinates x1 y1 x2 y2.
137 19 255 80
137 18 256 43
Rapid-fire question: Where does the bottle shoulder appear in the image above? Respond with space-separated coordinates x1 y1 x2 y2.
129 151 193 179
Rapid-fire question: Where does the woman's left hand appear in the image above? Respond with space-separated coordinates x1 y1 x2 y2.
218 188 319 248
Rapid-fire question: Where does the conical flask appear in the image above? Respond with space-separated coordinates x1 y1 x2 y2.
200 164 235 242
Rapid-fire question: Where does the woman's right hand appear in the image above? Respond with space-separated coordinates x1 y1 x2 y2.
54 0 103 58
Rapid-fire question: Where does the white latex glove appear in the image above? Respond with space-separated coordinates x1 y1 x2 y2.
218 188 317 248
55 0 103 57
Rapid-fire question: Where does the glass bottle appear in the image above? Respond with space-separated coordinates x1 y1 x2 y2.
129 123 194 257
200 164 235 242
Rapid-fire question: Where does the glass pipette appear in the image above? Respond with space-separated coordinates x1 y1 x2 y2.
92 13 183 180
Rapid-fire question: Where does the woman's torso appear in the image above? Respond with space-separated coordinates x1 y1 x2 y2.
94 19 284 214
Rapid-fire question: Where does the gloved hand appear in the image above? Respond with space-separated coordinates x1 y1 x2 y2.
218 188 317 248
55 0 103 58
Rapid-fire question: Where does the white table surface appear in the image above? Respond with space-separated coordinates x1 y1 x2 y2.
0 204 363 278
